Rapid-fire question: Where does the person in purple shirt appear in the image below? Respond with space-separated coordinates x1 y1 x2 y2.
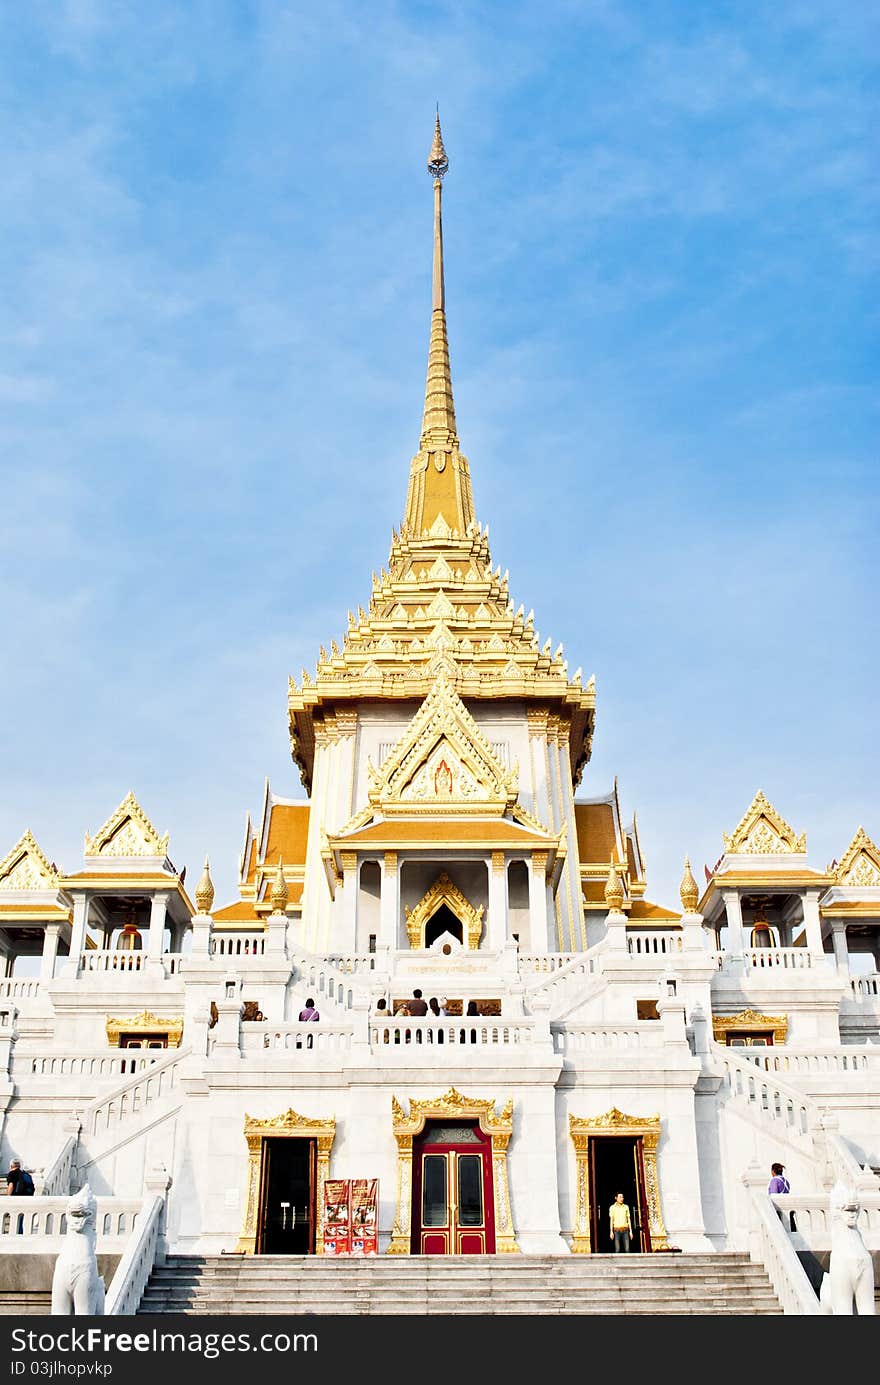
768 1162 795 1231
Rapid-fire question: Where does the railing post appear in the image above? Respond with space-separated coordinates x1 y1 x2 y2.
142 1165 172 1266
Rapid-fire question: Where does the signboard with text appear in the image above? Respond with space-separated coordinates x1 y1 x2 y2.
321 1178 379 1255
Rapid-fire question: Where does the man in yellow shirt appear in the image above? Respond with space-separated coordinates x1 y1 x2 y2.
609 1192 632 1252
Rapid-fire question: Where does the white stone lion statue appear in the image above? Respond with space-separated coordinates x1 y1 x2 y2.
51 1184 105 1315
819 1183 875 1315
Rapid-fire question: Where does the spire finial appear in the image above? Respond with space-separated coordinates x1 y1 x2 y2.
270 855 289 915
679 856 699 914
604 853 624 912
195 856 214 915
427 110 449 180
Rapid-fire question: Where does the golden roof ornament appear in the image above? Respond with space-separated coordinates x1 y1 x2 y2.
427 109 449 179
604 854 624 912
195 857 214 914
270 856 289 914
679 856 699 913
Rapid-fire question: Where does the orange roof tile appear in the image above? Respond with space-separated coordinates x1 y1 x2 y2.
212 900 261 923
333 818 556 848
574 802 617 864
264 803 310 868
628 899 681 923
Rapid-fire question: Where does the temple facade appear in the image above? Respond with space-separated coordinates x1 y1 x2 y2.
1 118 878 1267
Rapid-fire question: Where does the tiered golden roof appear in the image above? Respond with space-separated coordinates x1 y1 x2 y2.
288 116 595 793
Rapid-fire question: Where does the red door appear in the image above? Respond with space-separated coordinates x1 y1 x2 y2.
411 1121 495 1254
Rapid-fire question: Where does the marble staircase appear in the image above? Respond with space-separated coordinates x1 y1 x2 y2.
140 1253 783 1315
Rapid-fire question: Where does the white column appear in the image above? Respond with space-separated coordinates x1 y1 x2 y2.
39 924 60 982
801 890 825 958
63 893 90 977
380 853 399 949
341 853 359 951
146 891 167 958
830 919 849 972
721 890 745 957
488 853 506 951
528 852 549 954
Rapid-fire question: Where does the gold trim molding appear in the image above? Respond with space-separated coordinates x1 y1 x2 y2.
712 1009 788 1045
388 1087 517 1255
404 872 484 950
105 1011 183 1047
236 1108 336 1255
568 1108 669 1254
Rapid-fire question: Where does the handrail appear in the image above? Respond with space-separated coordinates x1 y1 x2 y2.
105 1195 164 1315
35 1135 78 1196
745 1184 821 1315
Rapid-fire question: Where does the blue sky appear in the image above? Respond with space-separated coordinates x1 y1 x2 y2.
1 0 877 914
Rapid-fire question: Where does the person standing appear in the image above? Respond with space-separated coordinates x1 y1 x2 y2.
5 1161 32 1196
609 1193 633 1252
408 989 428 1016
768 1161 796 1231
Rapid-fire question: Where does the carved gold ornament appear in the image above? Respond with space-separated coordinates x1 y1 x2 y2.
404 872 484 950
365 670 518 817
195 857 214 915
0 830 60 891
604 855 624 911
711 1009 788 1045
388 1088 517 1256
568 1110 669 1254
237 1108 336 1255
723 791 806 856
679 857 699 913
105 1011 184 1048
269 857 289 914
831 827 880 888
85 791 170 859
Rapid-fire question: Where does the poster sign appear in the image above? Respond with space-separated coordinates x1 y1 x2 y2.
322 1178 379 1255
322 1179 351 1256
350 1178 378 1255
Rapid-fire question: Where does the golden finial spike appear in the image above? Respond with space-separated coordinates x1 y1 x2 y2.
270 855 289 914
679 856 699 914
605 853 624 912
195 856 214 915
427 111 449 180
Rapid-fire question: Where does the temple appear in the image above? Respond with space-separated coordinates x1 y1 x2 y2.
0 118 878 1301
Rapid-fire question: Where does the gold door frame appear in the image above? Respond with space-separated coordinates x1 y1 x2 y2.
711 1009 788 1045
568 1108 669 1253
236 1107 336 1254
404 873 484 950
388 1086 518 1254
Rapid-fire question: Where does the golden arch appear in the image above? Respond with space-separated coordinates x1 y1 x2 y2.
387 1087 518 1254
568 1108 669 1254
404 872 484 950
236 1107 336 1255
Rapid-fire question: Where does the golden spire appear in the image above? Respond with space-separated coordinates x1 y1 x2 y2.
604 853 624 912
270 856 289 914
679 856 699 913
195 857 214 914
404 112 476 537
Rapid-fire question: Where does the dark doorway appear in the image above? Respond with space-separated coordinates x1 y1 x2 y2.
425 904 463 948
588 1136 651 1253
258 1138 316 1254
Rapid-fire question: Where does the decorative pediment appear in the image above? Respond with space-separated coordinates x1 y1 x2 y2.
0 831 60 891
711 1009 788 1045
404 872 484 950
105 1011 184 1047
722 791 806 855
367 671 518 815
832 827 880 888
85 792 169 859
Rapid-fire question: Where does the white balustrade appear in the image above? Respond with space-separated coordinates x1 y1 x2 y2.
326 954 377 975
0 1198 142 1251
518 954 575 975
744 948 816 971
36 1136 78 1197
81 951 146 973
87 1049 187 1140
23 1052 162 1080
552 1023 666 1054
626 931 684 956
739 1047 880 1076
769 1194 880 1249
210 933 265 958
850 973 880 999
718 1046 812 1143
745 1187 821 1315
0 979 40 1000
369 1017 538 1048
244 1024 354 1054
106 1195 164 1315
